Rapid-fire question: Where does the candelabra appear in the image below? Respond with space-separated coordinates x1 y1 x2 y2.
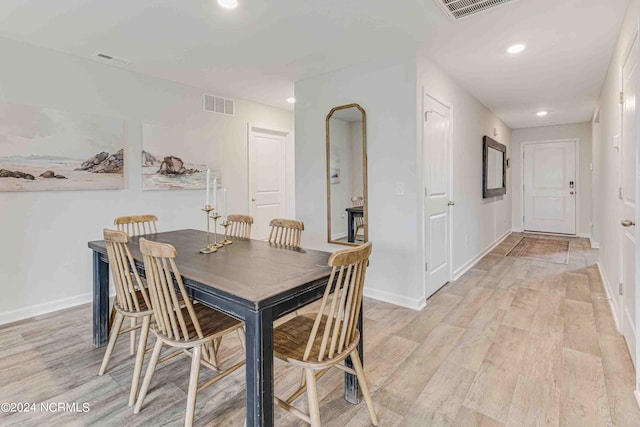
221 220 233 245
211 212 224 249
199 205 217 254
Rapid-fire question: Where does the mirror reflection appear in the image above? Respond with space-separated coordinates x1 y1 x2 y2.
326 104 367 245
487 147 504 189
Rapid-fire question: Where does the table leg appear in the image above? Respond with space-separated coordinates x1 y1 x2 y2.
245 309 274 426
93 250 110 348
344 307 363 403
347 211 355 243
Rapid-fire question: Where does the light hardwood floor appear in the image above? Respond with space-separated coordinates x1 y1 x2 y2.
1 233 639 426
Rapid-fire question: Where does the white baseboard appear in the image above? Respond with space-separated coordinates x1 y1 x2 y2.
363 287 426 311
0 286 115 326
452 230 512 281
590 238 600 249
635 389 640 410
596 261 621 333
0 292 93 325
512 227 523 233
578 232 592 239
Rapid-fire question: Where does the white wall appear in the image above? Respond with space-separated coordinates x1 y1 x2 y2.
295 52 512 309
593 0 640 395
511 123 593 237
0 37 293 323
295 52 423 309
418 57 513 280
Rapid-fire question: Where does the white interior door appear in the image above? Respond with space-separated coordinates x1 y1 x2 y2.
620 35 637 368
424 95 452 299
249 127 287 240
523 141 577 234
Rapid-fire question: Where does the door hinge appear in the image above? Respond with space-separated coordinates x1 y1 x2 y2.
619 187 623 200
425 112 429 122
619 282 624 295
523 216 525 223
620 92 624 105
425 262 428 272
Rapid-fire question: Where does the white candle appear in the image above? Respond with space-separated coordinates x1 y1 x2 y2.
212 178 218 210
205 168 210 207
222 188 227 220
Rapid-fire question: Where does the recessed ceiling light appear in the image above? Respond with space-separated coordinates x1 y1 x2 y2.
537 111 548 117
217 0 238 9
507 44 526 54
286 97 296 104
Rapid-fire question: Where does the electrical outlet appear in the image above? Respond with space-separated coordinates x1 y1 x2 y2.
395 182 404 195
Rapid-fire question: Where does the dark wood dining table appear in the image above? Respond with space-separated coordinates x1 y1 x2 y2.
88 229 364 426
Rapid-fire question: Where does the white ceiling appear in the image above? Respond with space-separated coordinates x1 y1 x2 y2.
0 0 630 128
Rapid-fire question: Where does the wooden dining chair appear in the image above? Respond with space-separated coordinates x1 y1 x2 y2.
268 218 304 247
351 196 365 242
98 229 154 407
227 214 253 239
113 214 159 356
114 214 158 237
272 242 378 427
133 238 246 427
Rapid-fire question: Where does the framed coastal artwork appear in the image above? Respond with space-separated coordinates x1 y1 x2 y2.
0 101 125 192
142 123 220 190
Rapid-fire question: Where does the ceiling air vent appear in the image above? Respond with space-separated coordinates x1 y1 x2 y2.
434 0 520 20
203 94 235 116
95 52 131 66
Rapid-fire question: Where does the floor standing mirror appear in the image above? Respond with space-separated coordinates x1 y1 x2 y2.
326 103 368 245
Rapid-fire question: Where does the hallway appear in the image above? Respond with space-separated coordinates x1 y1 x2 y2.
1 234 639 426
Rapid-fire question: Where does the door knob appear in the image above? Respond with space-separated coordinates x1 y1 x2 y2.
569 191 575 195
251 198 256 202
621 220 635 227
448 201 455 206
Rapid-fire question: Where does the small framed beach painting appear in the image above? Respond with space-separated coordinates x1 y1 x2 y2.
141 123 220 191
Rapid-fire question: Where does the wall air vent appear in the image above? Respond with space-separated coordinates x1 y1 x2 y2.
95 52 131 66
203 94 235 116
434 0 520 20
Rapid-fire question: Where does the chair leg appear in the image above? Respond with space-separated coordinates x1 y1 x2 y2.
134 338 163 414
98 312 124 375
236 327 246 350
305 368 321 427
130 318 137 355
350 350 379 426
108 304 116 331
185 345 202 427
129 315 150 406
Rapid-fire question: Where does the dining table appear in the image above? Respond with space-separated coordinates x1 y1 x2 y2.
88 228 364 426
345 206 364 243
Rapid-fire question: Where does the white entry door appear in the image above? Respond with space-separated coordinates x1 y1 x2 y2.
620 35 637 368
424 95 452 299
523 141 577 234
248 127 287 240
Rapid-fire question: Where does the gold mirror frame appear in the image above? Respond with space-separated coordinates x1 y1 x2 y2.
326 103 368 246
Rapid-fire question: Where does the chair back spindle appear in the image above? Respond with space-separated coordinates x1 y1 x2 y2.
303 242 372 363
139 238 203 343
104 229 151 313
114 214 159 237
227 214 253 239
268 218 304 248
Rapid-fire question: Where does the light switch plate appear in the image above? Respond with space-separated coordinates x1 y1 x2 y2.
395 182 404 195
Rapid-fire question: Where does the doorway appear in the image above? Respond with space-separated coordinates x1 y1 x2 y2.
619 32 637 369
523 140 578 235
247 125 293 240
423 93 453 299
